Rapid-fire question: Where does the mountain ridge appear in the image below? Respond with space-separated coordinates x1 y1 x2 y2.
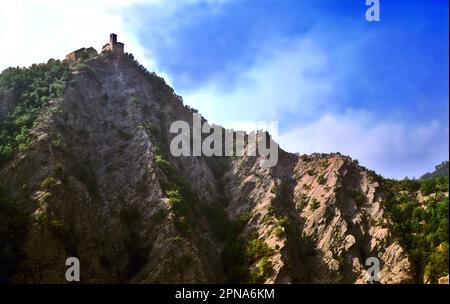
0 53 447 283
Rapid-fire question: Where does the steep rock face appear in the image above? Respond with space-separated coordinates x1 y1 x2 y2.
226 150 414 283
1 55 221 283
0 54 414 283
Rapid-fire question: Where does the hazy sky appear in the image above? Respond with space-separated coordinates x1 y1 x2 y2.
0 0 448 178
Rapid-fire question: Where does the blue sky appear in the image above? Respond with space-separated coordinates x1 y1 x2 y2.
1 0 448 178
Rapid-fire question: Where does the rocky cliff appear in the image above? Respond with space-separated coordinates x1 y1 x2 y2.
0 54 415 283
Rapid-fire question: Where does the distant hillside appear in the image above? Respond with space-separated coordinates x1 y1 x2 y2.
421 161 449 180
383 174 449 283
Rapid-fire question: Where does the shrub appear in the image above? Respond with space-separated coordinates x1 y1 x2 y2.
420 179 437 196
238 211 252 226
376 218 386 227
32 211 47 224
307 169 315 176
245 238 273 262
166 188 191 235
0 145 13 159
221 235 274 284
274 226 284 237
277 216 290 228
143 122 159 139
154 145 174 176
17 143 29 153
271 185 279 195
321 159 330 169
155 155 172 174
51 135 64 148
40 176 59 190
350 189 366 206
424 242 449 283
167 190 185 212
268 205 277 215
310 199 320 210
317 174 327 185
38 192 52 205
249 256 272 283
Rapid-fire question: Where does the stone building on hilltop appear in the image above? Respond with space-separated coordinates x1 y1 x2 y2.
66 47 97 61
102 33 124 54
66 33 124 61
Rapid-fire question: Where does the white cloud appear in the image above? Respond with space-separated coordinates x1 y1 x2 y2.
2 1 445 179
182 38 336 125
179 32 448 179
0 0 150 70
278 111 449 179
0 0 230 73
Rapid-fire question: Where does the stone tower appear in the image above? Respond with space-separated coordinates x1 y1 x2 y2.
110 34 117 48
102 33 124 54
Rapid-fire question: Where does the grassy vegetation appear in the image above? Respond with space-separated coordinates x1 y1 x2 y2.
0 59 70 165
